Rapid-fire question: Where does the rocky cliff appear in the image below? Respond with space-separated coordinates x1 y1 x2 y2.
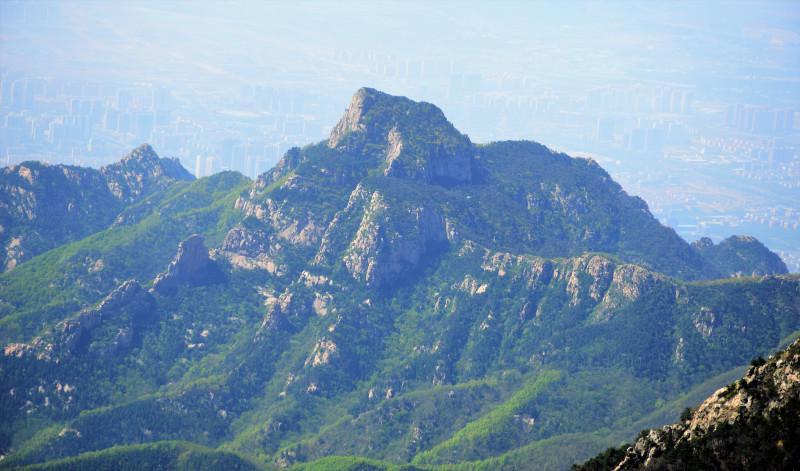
326 185 452 287
576 338 800 470
4 280 155 362
99 143 194 202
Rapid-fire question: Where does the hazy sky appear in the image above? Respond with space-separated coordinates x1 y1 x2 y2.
3 1 799 105
2 1 800 267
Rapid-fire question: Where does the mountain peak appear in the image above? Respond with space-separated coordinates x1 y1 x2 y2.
99 144 194 202
692 234 788 277
328 88 474 184
120 143 159 163
327 88 409 148
112 143 192 181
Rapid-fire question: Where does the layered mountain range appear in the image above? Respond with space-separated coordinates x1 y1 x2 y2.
0 88 796 470
0 144 194 271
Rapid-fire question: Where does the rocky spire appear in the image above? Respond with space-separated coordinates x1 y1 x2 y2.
152 234 224 295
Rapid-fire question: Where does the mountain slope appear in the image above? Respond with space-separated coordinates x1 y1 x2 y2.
0 89 795 470
575 338 800 470
0 170 248 343
18 441 265 471
0 144 194 271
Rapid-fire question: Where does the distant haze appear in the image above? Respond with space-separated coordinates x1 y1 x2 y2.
1 0 799 269
3 2 799 106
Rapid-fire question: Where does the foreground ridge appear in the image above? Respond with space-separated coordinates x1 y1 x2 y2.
575 338 800 470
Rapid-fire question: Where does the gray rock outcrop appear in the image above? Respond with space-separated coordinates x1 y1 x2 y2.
337 188 450 287
612 338 800 470
0 144 193 271
328 87 475 184
152 234 224 295
4 280 155 361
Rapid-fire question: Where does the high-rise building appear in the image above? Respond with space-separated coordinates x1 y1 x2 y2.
10 80 26 110
594 117 614 142
204 155 215 176
194 155 203 178
134 111 155 143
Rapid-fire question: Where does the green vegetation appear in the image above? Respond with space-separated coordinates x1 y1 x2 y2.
2 90 797 470
0 144 194 271
692 235 788 277
0 171 250 342
574 339 800 470
413 371 562 464
19 441 265 471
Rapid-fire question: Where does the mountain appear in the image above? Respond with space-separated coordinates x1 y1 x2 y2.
0 88 796 470
238 88 719 283
692 235 788 278
0 144 194 271
574 338 800 470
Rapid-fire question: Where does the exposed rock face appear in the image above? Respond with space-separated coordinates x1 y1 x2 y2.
691 307 718 339
593 264 669 321
152 234 224 295
563 255 615 306
3 236 27 271
454 274 489 296
4 280 155 361
256 288 298 338
328 88 474 184
340 189 450 287
693 235 789 277
479 249 662 312
313 183 372 267
481 249 553 287
220 164 327 275
235 196 322 246
328 89 371 148
100 144 194 202
54 280 152 357
312 183 454 287
0 144 193 271
607 339 800 470
305 338 339 367
217 225 285 274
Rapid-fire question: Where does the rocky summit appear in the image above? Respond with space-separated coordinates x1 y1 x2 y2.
0 89 797 471
328 87 475 184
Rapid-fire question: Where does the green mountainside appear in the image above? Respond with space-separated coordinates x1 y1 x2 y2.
0 144 194 271
0 88 796 470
